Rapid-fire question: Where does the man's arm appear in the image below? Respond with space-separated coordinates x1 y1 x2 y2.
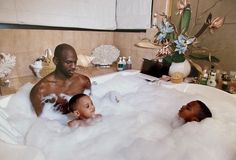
30 85 43 116
83 75 91 89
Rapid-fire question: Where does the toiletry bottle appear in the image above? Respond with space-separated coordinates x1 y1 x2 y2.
216 69 222 89
152 13 158 28
222 72 230 91
199 69 208 85
207 72 217 87
117 57 123 71
126 56 132 70
122 57 126 70
207 65 217 87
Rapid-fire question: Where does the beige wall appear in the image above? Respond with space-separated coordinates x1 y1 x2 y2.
195 0 236 72
0 0 164 79
1 0 235 79
0 29 113 78
114 32 156 70
171 0 236 72
113 0 169 70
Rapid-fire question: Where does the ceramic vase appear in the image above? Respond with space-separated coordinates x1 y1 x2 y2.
168 59 191 78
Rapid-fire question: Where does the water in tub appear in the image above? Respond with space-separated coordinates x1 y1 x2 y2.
3 75 236 160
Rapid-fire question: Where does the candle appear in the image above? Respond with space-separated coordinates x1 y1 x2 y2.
165 0 173 17
152 13 158 28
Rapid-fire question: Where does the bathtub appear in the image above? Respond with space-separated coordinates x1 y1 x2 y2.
0 70 236 160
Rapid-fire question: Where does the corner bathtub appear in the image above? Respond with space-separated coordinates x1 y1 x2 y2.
0 70 236 160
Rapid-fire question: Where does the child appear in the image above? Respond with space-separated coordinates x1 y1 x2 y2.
67 93 102 128
178 100 212 123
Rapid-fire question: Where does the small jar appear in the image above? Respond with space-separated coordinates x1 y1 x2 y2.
222 81 228 91
221 72 231 91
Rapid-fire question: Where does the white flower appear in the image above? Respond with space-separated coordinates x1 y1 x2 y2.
0 53 16 78
156 18 174 42
174 35 195 54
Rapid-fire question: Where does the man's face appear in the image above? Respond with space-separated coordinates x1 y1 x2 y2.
74 96 95 119
178 101 201 122
56 49 78 78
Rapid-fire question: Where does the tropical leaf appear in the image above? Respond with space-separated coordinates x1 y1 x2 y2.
189 53 220 63
188 59 203 74
163 55 172 64
179 4 191 34
171 52 185 63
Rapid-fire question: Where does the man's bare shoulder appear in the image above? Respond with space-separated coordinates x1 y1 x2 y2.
72 73 91 88
72 73 91 83
31 73 56 93
73 73 89 80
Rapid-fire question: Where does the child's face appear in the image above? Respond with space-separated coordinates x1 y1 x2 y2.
178 101 201 122
73 96 95 119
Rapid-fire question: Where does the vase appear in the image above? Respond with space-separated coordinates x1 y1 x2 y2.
168 59 191 78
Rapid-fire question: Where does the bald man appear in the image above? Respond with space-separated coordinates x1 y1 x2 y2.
30 43 91 116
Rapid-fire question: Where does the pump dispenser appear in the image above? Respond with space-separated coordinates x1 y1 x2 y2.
122 57 126 70
117 57 123 71
126 56 132 70
207 65 217 87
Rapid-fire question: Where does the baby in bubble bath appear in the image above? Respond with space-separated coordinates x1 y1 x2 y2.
178 100 212 123
67 93 102 128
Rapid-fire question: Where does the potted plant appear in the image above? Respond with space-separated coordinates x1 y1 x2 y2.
153 0 224 77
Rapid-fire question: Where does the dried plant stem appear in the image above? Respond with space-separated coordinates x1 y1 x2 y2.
189 0 222 35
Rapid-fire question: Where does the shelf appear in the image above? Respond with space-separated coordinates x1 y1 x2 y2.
0 66 117 96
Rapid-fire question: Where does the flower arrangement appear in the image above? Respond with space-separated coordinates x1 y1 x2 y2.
154 0 224 73
0 53 16 79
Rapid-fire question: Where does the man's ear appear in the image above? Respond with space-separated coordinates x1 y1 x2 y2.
73 110 80 117
53 57 58 65
191 117 200 122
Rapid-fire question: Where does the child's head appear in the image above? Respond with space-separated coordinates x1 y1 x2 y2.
68 93 95 119
178 100 212 122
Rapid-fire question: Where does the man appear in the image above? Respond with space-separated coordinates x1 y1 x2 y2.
30 43 91 116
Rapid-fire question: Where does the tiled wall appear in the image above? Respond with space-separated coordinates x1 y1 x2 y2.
193 0 236 71
114 0 236 73
0 29 114 78
171 0 236 72
114 32 156 70
0 0 165 79
0 0 235 79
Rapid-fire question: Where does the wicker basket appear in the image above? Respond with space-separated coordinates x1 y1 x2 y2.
40 63 55 77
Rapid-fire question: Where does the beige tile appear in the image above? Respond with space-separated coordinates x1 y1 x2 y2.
12 29 30 53
62 30 75 47
0 29 14 52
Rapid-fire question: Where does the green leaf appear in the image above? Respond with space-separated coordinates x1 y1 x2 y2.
189 53 220 63
179 4 191 34
166 32 177 41
172 53 185 63
163 55 173 63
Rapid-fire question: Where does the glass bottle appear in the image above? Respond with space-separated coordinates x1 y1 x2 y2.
117 57 123 71
122 57 126 70
126 56 132 70
199 69 208 85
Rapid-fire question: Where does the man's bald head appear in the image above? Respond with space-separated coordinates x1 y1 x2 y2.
54 43 76 59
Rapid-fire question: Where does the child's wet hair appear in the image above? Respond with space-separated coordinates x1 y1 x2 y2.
68 93 87 112
196 100 212 121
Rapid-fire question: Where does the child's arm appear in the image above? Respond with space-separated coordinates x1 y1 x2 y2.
68 114 102 127
93 114 102 119
68 119 81 128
